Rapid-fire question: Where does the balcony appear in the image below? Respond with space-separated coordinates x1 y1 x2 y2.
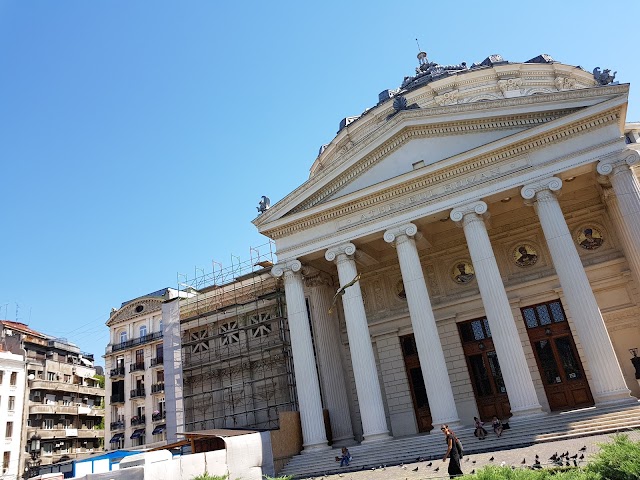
130 388 145 399
110 395 125 404
129 362 145 373
150 356 164 367
109 331 163 353
109 367 125 378
152 411 166 422
130 415 146 427
30 380 104 397
110 421 125 431
151 383 164 394
27 426 105 440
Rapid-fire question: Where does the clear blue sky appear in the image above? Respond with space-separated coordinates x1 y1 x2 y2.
1 1 637 364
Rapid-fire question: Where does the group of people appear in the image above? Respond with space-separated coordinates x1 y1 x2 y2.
335 417 508 479
474 416 506 439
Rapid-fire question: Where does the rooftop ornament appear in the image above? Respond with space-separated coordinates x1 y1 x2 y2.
256 196 271 214
400 51 469 91
593 67 617 86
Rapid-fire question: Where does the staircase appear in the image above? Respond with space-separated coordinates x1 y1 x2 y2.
278 402 640 479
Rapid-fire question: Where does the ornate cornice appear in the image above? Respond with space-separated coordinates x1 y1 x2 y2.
264 109 620 242
107 298 163 327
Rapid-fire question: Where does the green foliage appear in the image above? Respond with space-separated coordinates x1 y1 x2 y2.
191 473 228 480
459 465 601 479
585 433 640 480
93 374 105 388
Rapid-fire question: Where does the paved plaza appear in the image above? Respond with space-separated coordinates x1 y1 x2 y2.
297 429 640 480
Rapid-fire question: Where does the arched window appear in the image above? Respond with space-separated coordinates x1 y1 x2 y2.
119 331 127 344
139 325 147 338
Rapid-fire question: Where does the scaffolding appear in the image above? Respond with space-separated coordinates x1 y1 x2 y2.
177 240 297 432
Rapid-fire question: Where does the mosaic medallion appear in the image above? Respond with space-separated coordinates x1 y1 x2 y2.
577 226 604 250
452 261 475 284
513 244 538 267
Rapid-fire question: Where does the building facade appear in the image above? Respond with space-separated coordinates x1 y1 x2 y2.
0 333 26 480
253 53 640 450
0 320 105 475
104 288 185 451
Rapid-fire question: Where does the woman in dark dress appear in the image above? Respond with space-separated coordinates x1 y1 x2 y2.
441 425 463 478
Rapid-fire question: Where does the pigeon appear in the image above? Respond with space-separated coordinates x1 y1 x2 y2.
471 470 475 474
426 462 432 467
535 454 539 460
472 460 476 464
489 456 494 462
565 451 570 458
573 460 578 467
579 446 587 452
500 461 506 467
328 274 361 314
416 457 421 462
579 454 584 460
401 464 406 469
412 467 418 472
549 453 558 461
465 457 469 462
521 458 526 464
434 466 440 472
570 454 578 459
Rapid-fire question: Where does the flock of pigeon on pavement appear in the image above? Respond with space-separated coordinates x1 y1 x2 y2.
329 445 590 478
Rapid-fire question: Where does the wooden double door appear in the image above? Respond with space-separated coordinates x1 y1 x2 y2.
522 301 594 411
400 334 432 432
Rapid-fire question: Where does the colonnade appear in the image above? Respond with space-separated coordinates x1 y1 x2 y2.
273 149 640 450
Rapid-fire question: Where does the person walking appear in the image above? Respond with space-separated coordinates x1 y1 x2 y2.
441 424 463 478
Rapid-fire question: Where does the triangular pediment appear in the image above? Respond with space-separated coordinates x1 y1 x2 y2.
254 85 628 234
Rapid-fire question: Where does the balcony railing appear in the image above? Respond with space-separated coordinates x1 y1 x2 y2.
150 356 164 367
129 362 145 373
130 388 145 399
111 331 163 352
130 415 146 426
151 411 166 422
110 421 125 430
151 383 164 394
110 395 125 404
109 367 125 378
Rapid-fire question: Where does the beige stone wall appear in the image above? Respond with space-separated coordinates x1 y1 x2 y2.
270 410 302 473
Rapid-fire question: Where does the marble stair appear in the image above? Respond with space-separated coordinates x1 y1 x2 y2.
278 402 640 479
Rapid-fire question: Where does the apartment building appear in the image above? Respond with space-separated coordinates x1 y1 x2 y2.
0 333 26 480
0 321 105 476
104 288 185 451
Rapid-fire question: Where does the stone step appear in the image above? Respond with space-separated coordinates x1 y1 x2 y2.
279 403 640 478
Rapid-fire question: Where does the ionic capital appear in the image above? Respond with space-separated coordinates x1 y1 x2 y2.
383 223 418 244
271 259 302 279
597 149 640 176
520 177 563 203
450 201 488 225
325 243 356 263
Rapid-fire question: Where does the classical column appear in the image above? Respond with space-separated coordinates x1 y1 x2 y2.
303 266 355 445
325 243 390 442
384 223 460 426
521 177 631 404
450 201 543 416
598 150 640 288
272 260 329 451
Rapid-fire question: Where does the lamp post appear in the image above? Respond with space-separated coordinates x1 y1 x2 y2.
26 433 41 478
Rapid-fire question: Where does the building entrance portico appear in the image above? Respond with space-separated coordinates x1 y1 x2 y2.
254 53 640 447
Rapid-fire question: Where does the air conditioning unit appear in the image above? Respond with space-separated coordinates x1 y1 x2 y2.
33 391 41 400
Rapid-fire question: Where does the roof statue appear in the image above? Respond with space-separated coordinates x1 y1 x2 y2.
400 51 469 91
593 67 617 86
257 196 271 214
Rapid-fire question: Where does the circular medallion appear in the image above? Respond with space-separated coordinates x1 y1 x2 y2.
513 244 538 267
395 279 406 299
452 262 475 284
577 227 604 250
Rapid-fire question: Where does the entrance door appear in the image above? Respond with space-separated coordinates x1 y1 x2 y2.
458 318 511 421
400 335 432 432
521 301 594 411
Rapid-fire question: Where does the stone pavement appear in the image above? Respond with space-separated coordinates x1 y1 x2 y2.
297 429 640 480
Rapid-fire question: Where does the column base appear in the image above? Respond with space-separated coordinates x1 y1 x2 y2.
361 431 391 444
510 404 546 419
331 435 358 447
301 442 331 453
594 388 636 407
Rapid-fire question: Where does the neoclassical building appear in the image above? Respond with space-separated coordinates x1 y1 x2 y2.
253 53 640 451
